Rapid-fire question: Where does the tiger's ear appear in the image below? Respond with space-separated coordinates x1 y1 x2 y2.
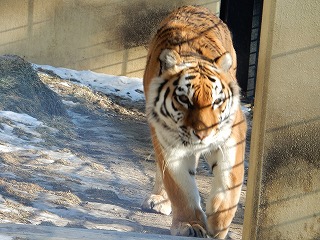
159 49 183 73
214 52 233 72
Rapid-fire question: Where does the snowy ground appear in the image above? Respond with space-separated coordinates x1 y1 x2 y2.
33 64 145 102
0 61 250 239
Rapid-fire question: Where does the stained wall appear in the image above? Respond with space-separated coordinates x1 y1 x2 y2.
0 0 220 77
243 0 320 239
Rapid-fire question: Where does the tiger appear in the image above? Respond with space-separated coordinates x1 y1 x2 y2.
142 5 247 239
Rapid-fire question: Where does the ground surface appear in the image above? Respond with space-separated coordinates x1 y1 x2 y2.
0 56 251 239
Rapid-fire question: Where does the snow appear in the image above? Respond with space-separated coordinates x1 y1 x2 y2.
0 111 48 152
0 111 43 127
33 64 144 102
0 235 12 240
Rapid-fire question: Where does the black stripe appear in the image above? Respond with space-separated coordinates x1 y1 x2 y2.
154 81 167 106
160 88 171 117
152 111 159 120
205 83 212 90
180 51 214 63
164 88 170 101
173 79 179 86
160 105 167 117
171 101 178 111
185 75 196 80
208 76 216 82
211 163 217 172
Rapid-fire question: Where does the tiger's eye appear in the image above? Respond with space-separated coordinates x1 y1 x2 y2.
178 95 189 104
214 98 222 105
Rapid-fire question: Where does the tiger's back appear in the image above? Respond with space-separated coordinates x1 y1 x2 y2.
142 6 246 239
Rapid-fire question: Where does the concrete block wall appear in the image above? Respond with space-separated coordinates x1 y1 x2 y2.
243 0 320 239
0 0 220 77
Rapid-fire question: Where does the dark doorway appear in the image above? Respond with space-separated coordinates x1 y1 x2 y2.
220 0 263 101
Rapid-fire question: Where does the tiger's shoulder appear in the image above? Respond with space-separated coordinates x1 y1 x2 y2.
155 5 229 46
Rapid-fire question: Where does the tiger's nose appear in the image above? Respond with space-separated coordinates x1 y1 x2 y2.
193 130 210 140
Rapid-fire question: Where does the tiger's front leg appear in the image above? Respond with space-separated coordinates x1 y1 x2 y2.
142 127 172 215
150 131 208 237
167 158 208 238
205 135 245 239
142 158 172 215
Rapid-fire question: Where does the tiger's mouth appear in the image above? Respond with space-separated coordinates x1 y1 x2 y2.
179 129 216 148
180 140 214 154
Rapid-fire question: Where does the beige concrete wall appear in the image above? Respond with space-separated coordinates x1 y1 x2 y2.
243 0 320 239
0 0 220 78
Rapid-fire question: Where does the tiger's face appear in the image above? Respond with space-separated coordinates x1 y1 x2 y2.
146 49 240 152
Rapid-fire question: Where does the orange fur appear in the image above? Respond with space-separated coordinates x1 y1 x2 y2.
142 6 247 239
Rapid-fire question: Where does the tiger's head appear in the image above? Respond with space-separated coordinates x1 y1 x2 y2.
146 49 240 151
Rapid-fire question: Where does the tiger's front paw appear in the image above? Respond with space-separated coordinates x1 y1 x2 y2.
141 194 172 215
207 213 231 239
171 222 208 238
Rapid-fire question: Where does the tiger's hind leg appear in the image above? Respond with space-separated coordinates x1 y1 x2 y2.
142 161 172 215
205 135 245 239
